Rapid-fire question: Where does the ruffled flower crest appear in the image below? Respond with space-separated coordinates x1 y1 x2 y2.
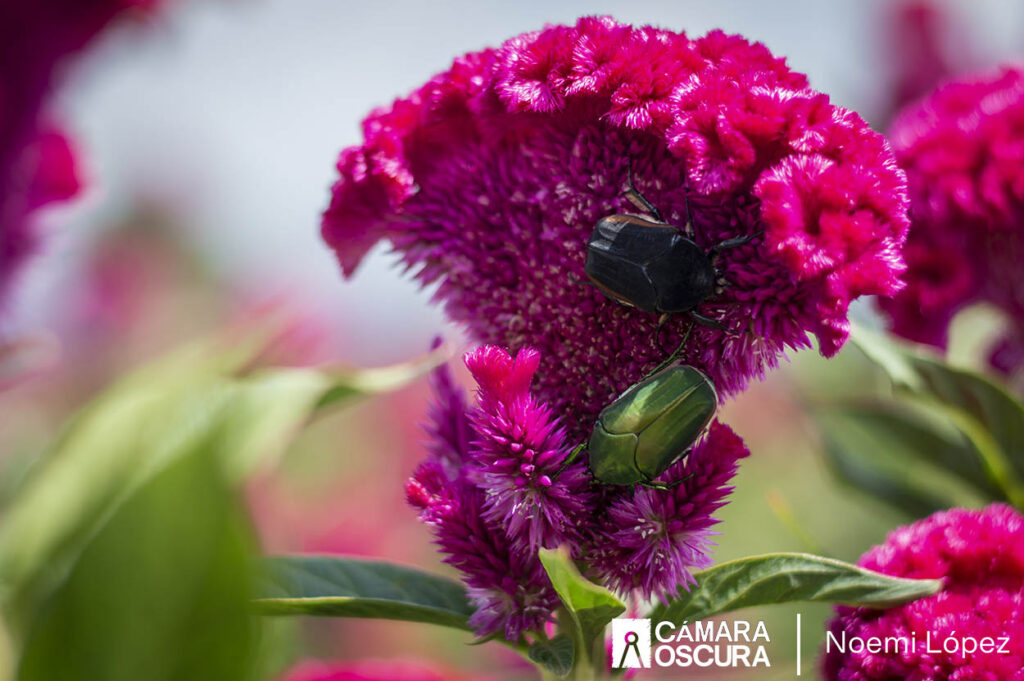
322 16 910 434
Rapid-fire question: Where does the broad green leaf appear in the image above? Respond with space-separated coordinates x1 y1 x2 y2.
648 552 941 625
17 445 257 681
538 547 625 650
528 634 575 678
817 405 993 516
256 556 474 631
850 325 1024 505
0 334 441 634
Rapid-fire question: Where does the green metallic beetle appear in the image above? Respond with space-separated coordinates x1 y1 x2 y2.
559 362 718 489
589 364 717 487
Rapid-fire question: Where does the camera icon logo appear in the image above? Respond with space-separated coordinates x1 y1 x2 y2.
611 618 652 669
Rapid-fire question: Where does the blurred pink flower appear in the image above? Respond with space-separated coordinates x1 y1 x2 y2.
823 504 1024 680
0 0 162 315
321 16 909 433
879 65 1024 371
882 1 958 121
282 658 486 681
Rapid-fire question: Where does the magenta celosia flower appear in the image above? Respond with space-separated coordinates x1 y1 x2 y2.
0 0 162 315
406 461 560 641
323 16 909 433
408 345 749 641
463 345 593 553
588 421 748 601
880 1 959 124
879 66 1024 372
823 504 1024 680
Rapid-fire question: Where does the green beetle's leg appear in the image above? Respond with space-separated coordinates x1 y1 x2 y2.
639 472 695 491
645 320 696 380
554 442 587 477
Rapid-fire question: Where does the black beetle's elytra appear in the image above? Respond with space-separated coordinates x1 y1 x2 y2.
583 171 756 333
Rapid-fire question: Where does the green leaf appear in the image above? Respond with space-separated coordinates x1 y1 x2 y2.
816 404 993 516
17 444 258 681
850 325 1024 505
648 552 942 625
528 634 575 678
538 547 625 651
255 556 474 631
0 334 440 635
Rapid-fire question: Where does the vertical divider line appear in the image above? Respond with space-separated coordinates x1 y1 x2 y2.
797 613 802 676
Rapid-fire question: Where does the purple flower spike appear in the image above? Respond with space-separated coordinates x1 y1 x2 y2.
409 347 750 639
406 463 559 641
464 345 594 555
824 504 1024 680
323 16 910 433
879 66 1024 375
589 421 749 601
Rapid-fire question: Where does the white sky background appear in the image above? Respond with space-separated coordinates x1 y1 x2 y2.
15 0 1024 363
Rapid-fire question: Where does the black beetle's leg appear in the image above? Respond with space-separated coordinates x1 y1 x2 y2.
625 166 665 222
555 442 587 478
640 472 695 491
691 311 740 336
653 313 672 354
710 231 763 257
683 193 696 239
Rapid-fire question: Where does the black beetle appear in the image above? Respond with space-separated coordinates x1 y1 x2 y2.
583 171 756 332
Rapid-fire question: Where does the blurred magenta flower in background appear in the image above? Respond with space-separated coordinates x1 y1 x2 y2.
880 1 958 123
0 0 163 317
823 504 1024 680
282 658 490 681
321 16 910 430
879 65 1024 373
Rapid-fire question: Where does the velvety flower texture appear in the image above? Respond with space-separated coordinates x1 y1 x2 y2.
879 66 1024 373
0 0 160 315
323 16 909 432
823 504 1024 681
407 345 749 640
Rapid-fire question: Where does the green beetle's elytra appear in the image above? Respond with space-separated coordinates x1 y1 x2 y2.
557 364 717 489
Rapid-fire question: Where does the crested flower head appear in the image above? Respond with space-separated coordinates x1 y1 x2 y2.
879 65 1024 372
323 17 909 432
409 344 749 641
823 504 1024 680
